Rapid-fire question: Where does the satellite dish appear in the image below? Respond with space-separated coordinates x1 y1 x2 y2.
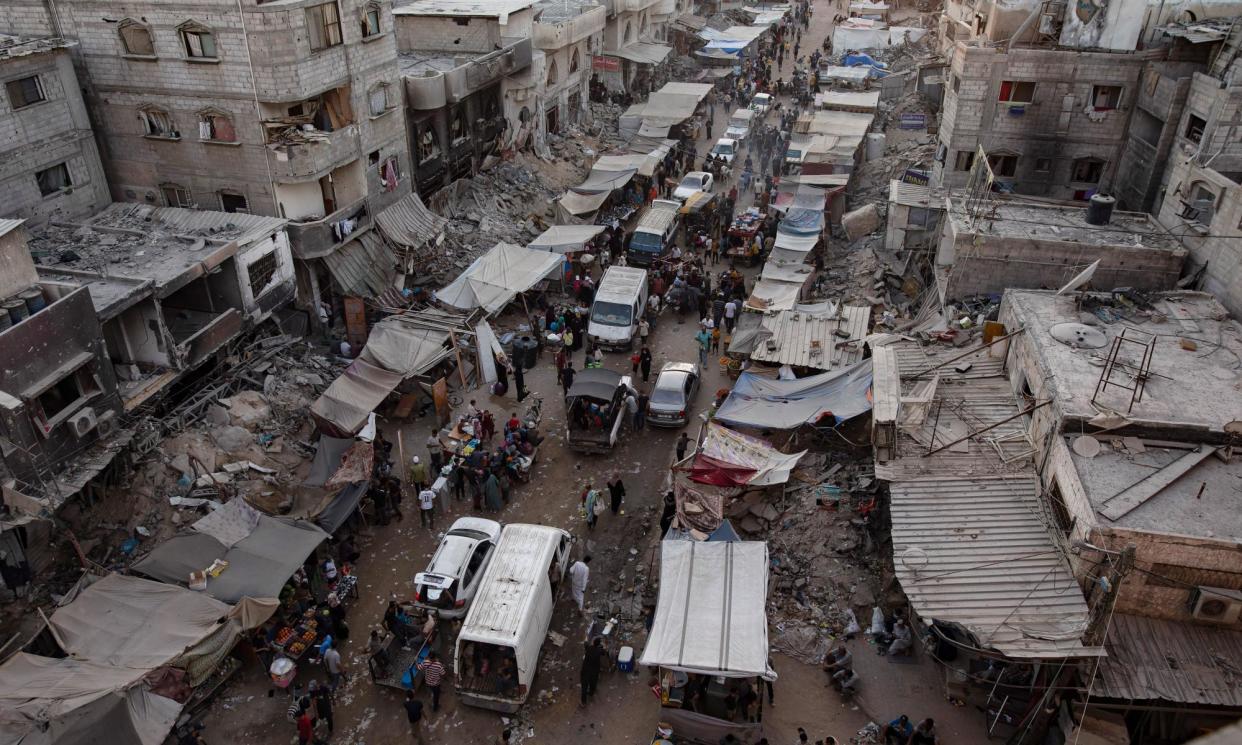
1050 322 1108 349
1073 435 1101 458
1057 259 1101 295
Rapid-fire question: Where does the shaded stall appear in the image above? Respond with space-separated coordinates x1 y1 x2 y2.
437 242 561 314
715 360 874 430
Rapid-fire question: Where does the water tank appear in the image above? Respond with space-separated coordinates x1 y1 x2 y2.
1086 194 1115 226
515 335 538 369
3 298 29 325
20 288 46 315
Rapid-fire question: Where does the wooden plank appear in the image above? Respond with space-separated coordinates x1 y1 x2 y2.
1098 444 1215 521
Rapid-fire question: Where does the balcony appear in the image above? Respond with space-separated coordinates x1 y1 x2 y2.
266 124 360 182
174 308 244 369
285 197 372 261
403 38 533 108
533 5 608 49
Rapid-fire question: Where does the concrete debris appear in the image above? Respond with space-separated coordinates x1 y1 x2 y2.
842 204 882 242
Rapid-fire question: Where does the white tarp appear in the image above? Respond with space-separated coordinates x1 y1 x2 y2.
760 262 813 284
359 318 452 377
773 232 819 252
715 359 874 429
745 278 803 312
699 422 806 486
557 189 611 217
640 540 776 680
609 41 672 65
475 320 503 384
437 242 562 313
529 225 606 254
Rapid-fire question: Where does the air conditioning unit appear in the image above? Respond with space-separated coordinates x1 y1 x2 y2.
1189 586 1242 624
68 407 98 439
96 409 118 438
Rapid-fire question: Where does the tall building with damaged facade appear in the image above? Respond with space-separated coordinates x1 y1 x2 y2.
2 0 413 316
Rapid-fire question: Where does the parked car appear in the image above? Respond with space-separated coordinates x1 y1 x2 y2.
672 171 715 201
709 138 737 165
647 362 701 428
413 517 503 619
750 92 773 115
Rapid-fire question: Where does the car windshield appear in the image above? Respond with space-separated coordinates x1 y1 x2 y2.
591 301 632 327
681 175 703 189
651 374 685 405
714 143 733 155
630 231 662 253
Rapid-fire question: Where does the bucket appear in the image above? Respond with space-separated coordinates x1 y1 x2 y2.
269 657 297 688
19 288 46 315
3 299 28 325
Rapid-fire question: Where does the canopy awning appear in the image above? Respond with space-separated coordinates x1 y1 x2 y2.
322 231 397 299
772 232 819 252
311 358 406 435
359 318 452 376
529 225 606 253
715 360 874 429
374 190 448 252
640 540 776 680
744 278 803 312
760 261 813 284
437 242 562 313
558 189 611 217
315 482 368 534
698 422 805 486
608 41 672 65
567 367 624 400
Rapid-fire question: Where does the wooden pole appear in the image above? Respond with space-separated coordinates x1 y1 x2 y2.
448 330 468 388
397 431 406 473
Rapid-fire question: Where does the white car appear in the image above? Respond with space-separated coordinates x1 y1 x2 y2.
709 138 737 165
750 93 773 115
413 517 502 619
673 171 715 202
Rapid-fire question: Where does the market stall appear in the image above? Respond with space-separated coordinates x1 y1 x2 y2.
726 208 767 266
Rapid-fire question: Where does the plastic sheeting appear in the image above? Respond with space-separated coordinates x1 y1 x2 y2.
304 435 355 487
437 242 561 313
698 422 806 486
772 231 818 252
744 278 803 312
528 225 606 254
310 358 405 435
608 41 672 65
715 360 874 429
640 540 776 680
557 189 611 219
314 482 367 534
360 319 452 377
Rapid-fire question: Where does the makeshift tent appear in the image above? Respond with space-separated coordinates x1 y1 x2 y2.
698 422 805 486
557 189 612 222
715 359 874 429
310 358 405 435
304 435 356 487
641 540 776 679
134 500 327 603
359 318 452 376
528 225 606 254
607 41 672 65
437 242 561 313
637 82 714 127
745 278 803 312
314 482 368 534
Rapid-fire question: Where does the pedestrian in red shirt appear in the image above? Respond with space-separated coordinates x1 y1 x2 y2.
296 709 314 745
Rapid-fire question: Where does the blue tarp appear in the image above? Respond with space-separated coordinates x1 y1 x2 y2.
715 360 873 430
779 208 824 235
843 52 887 69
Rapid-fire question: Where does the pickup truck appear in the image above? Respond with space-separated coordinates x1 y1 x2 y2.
565 368 634 454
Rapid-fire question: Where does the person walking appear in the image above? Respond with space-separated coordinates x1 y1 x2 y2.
404 690 426 745
580 637 605 706
625 389 639 431
296 707 315 745
636 389 649 430
724 298 738 333
676 432 690 462
695 327 712 366
561 361 576 397
639 346 653 383
569 555 591 613
630 349 641 376
483 469 502 512
607 476 626 514
417 652 447 712
408 456 428 494
312 680 334 734
583 484 601 531
323 641 346 691
418 486 436 529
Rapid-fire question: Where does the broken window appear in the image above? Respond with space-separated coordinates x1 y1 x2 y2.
362 3 382 37
1071 158 1104 184
161 183 193 208
119 19 155 56
997 80 1035 104
1185 114 1206 144
547 59 558 86
307 2 344 51
220 191 249 213
140 107 177 138
179 22 218 59
6 75 45 109
570 48 581 73
1184 181 1217 226
379 156 400 192
954 150 975 171
988 153 1018 177
1034 158 1052 173
38 376 83 421
368 83 392 117
951 74 960 94
450 107 467 142
247 251 279 294
1090 85 1122 111
36 162 71 196
199 110 236 142
416 127 440 162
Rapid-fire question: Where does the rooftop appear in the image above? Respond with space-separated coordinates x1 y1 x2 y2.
534 0 601 22
947 199 1181 251
1003 290 1242 433
0 34 72 60
394 0 534 18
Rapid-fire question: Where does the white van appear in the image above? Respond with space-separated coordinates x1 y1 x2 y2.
627 199 682 266
588 266 649 351
454 523 573 713
725 108 755 141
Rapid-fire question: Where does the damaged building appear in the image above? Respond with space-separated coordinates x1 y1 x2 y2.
533 0 607 134
0 34 110 229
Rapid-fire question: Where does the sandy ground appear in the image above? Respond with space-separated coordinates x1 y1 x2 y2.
200 3 994 744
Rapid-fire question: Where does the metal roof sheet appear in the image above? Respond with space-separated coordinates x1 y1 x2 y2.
0 218 26 239
1095 614 1242 707
888 179 945 208
749 305 871 370
322 231 397 299
374 191 448 253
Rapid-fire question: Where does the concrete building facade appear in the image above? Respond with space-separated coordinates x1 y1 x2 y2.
0 36 110 229
533 0 607 134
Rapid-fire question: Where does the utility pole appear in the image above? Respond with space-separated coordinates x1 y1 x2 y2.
1083 543 1136 646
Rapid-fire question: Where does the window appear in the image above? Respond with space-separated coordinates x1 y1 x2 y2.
38 375 85 421
36 163 71 196
952 74 960 94
988 153 1018 177
247 252 278 293
570 48 581 73
307 2 344 51
1185 114 1206 143
368 83 392 117
1091 85 1122 111
997 80 1036 104
140 107 178 138
220 191 248 213
6 76 45 109
161 183 193 208
198 110 236 142
179 22 218 59
1071 158 1104 184
361 3 382 38
1034 158 1052 173
416 127 440 162
1185 181 1217 226
119 19 155 57
547 59 558 86
954 150 975 171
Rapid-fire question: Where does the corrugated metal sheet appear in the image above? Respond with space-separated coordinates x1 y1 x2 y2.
876 336 1098 659
462 524 568 642
1095 614 1242 707
374 191 447 252
888 179 945 208
0 218 26 239
323 231 397 298
749 306 871 369
91 203 287 247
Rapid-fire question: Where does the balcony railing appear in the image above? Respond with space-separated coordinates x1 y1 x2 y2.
285 197 371 260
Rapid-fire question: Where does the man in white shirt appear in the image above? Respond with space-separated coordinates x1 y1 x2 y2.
569 555 591 613
724 299 738 332
418 487 436 529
